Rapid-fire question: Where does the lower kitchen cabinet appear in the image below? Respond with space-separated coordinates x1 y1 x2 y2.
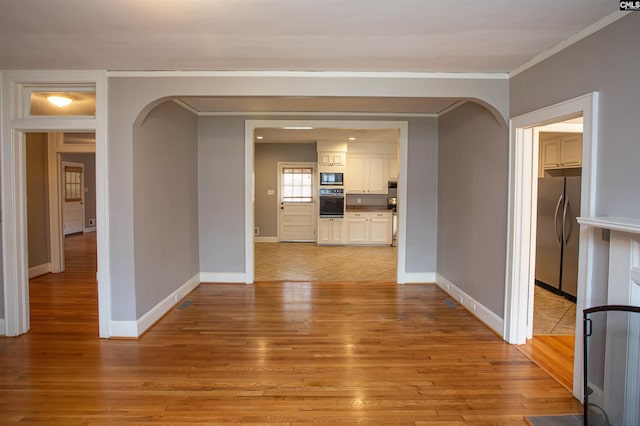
346 211 392 245
317 218 345 245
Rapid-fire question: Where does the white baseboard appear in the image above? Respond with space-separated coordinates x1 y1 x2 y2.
254 236 278 243
200 272 247 283
83 226 97 233
29 263 51 278
109 273 201 338
398 272 436 284
436 274 504 338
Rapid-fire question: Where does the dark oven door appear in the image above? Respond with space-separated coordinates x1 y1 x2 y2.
319 195 344 217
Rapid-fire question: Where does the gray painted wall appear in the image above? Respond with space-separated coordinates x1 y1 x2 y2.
133 101 199 316
61 153 96 230
511 13 640 219
26 133 50 269
198 116 247 274
437 102 508 316
254 143 317 238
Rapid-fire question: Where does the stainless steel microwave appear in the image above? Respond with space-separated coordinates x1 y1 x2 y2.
319 172 344 186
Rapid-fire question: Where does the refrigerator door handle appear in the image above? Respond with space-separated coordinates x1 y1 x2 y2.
563 199 571 245
553 194 563 247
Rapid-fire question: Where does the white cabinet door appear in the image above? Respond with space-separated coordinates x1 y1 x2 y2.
541 139 561 169
346 214 368 243
346 155 367 193
387 155 398 181
318 218 344 245
369 214 392 244
560 134 582 166
368 155 388 194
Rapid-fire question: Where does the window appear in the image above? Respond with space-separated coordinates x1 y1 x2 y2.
64 166 83 202
282 167 313 202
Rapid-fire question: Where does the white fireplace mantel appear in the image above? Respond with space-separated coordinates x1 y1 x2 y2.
577 216 640 235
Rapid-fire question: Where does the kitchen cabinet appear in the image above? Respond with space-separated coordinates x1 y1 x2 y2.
540 134 582 171
346 211 392 245
318 151 346 169
317 218 345 245
346 154 388 194
387 155 398 181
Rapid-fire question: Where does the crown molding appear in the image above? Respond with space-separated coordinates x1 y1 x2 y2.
510 11 631 78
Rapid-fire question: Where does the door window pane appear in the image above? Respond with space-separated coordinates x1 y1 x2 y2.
64 166 83 202
282 167 313 202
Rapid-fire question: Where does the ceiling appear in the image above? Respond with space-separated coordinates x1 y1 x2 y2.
0 1 617 73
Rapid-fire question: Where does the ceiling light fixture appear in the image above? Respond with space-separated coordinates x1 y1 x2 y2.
47 95 72 107
349 137 356 140
282 126 313 130
256 136 264 140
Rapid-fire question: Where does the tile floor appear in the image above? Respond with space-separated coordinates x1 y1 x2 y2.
533 285 576 335
255 242 397 282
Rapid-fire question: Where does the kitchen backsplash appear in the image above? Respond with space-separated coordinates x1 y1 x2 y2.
346 187 397 206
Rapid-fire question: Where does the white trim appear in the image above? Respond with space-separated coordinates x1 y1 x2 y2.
200 272 247 283
199 111 438 118
108 70 509 80
108 273 201 338
83 226 97 233
399 272 436 284
245 119 409 286
135 273 201 336
29 263 51 278
254 237 278 243
578 216 640 235
505 92 599 402
510 12 630 78
108 321 138 338
436 274 504 337
1 71 109 338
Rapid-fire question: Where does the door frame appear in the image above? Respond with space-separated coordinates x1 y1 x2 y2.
246 119 408 284
61 160 86 236
277 161 317 242
1 71 110 338
504 92 599 400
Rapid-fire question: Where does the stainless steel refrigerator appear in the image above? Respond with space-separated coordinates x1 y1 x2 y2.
535 176 581 300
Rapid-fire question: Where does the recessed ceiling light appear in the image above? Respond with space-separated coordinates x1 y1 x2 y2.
47 95 72 107
349 137 356 140
256 136 264 140
283 126 313 130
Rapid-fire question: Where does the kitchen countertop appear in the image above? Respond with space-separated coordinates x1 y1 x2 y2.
345 205 394 213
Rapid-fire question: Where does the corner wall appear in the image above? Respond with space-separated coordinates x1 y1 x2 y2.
437 102 508 318
133 101 200 318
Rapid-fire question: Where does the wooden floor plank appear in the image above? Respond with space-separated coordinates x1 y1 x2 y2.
0 233 582 423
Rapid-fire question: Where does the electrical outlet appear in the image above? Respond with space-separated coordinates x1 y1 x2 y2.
357 198 362 204
89 218 96 226
254 227 259 236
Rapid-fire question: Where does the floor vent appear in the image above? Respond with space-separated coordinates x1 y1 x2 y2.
443 298 457 308
177 300 193 309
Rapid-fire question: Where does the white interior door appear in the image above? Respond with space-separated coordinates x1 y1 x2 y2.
278 163 316 242
62 161 84 235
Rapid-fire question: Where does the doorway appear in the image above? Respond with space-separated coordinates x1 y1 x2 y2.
25 132 98 332
249 120 407 284
505 92 598 400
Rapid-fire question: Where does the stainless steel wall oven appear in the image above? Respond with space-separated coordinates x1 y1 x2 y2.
318 188 345 217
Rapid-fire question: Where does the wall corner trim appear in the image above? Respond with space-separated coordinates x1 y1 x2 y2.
436 274 504 338
399 272 436 284
108 273 201 338
200 272 247 283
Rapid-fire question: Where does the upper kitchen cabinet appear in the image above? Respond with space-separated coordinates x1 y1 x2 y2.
318 151 346 168
317 140 347 172
346 154 388 194
539 132 582 173
346 141 397 194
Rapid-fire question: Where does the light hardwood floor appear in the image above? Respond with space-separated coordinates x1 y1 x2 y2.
0 234 583 423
